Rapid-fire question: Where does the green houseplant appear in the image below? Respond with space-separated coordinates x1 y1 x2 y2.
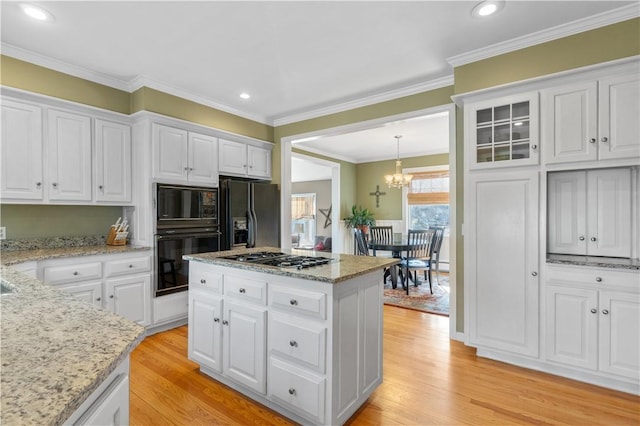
344 205 376 234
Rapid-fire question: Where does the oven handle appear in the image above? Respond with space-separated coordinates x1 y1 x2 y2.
156 232 221 241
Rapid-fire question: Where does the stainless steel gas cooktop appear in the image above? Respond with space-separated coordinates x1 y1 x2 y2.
220 251 332 269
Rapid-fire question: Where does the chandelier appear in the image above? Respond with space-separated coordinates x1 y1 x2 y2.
384 135 413 188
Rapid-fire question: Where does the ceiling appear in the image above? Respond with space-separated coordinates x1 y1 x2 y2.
1 1 636 178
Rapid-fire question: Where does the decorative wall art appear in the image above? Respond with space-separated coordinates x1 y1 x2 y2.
319 205 332 228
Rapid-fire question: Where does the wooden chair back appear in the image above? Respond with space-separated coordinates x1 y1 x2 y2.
369 226 393 243
354 228 370 256
406 229 435 260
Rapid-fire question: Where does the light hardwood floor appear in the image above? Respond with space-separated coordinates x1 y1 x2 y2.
130 306 639 425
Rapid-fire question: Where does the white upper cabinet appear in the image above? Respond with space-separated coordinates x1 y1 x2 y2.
219 138 271 179
152 123 218 186
1 100 43 200
548 168 632 258
543 70 640 164
95 119 131 203
466 92 539 169
47 109 92 202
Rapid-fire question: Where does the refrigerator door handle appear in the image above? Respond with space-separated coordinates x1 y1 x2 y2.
250 209 258 247
247 210 255 248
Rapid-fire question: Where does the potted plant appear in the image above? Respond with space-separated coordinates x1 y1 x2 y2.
344 205 376 234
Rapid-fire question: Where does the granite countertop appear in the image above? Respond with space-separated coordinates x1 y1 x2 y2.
547 254 640 271
1 244 151 266
0 266 145 425
184 247 399 284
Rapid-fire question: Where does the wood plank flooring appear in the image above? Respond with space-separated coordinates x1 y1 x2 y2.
130 306 639 425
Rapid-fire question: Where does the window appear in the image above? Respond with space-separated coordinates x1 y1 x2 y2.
291 193 316 247
407 170 450 230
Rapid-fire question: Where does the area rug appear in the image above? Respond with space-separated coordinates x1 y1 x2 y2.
383 273 449 316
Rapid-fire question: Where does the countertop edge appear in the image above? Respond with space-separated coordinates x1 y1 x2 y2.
546 255 640 271
1 244 152 266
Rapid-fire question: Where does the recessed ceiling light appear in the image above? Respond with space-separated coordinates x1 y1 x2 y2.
20 3 54 21
471 1 504 18
239 93 251 99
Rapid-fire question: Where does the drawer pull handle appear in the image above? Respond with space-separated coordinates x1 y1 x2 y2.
590 308 597 314
214 318 220 323
52 182 58 188
200 279 206 284
289 340 298 347
239 288 246 294
96 297 101 302
595 277 602 283
222 320 229 325
601 137 608 143
36 182 42 187
590 237 597 242
73 271 79 276
589 138 596 144
579 236 585 241
602 309 609 315
531 271 537 277
288 388 296 396
109 295 114 299
290 299 298 306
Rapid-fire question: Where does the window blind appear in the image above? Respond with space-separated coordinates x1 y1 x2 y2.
291 194 315 219
408 170 450 205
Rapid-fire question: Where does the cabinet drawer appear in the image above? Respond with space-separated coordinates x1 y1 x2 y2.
188 262 222 293
270 285 326 320
546 264 639 288
270 313 326 373
104 256 150 278
224 274 266 304
44 262 102 285
269 357 325 425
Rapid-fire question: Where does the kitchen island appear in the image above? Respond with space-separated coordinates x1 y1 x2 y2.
184 247 398 426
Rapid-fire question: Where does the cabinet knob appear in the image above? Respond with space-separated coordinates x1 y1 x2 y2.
96 297 101 302
590 308 597 314
531 271 537 277
289 340 298 347
98 185 104 191
52 182 58 188
109 294 114 299
531 144 538 150
36 182 42 187
288 388 296 396
590 237 597 242
73 271 79 276
214 318 220 323
600 137 608 143
129 264 133 268
239 288 246 294
290 299 298 306
579 236 585 241
243 164 247 168
595 277 602 282
602 309 609 315
222 320 229 325
184 167 189 171
589 138 596 144
200 279 206 284
249 165 253 169
189 167 194 172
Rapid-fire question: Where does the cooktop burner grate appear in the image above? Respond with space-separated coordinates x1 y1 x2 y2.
220 252 332 269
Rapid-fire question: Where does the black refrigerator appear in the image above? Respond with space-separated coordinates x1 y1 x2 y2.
219 178 280 250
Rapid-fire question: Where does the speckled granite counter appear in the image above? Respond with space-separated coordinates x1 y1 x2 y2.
0 266 145 425
184 246 399 284
1 244 150 266
547 254 640 271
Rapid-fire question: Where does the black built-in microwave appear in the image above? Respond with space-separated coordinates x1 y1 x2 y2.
156 184 218 229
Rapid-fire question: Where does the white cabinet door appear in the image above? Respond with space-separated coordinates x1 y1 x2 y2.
188 132 218 184
542 82 598 164
152 124 188 181
81 373 130 426
223 299 267 394
599 291 640 379
545 286 598 370
587 168 631 257
95 119 132 203
188 289 223 373
247 145 271 179
598 73 640 160
57 281 103 309
105 275 151 326
1 100 43 200
467 171 539 356
47 109 92 201
219 139 248 176
547 171 587 255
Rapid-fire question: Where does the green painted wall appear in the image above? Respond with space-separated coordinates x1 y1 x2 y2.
0 205 122 239
355 154 449 220
131 87 273 142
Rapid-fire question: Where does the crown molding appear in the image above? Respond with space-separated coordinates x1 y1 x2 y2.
272 75 454 127
1 43 131 91
447 4 640 68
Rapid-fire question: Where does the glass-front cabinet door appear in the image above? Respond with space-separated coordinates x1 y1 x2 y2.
467 92 539 169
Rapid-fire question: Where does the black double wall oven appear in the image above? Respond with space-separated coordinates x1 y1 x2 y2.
155 184 220 297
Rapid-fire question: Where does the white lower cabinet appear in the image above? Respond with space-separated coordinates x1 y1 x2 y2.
40 251 152 326
188 262 383 425
545 265 640 388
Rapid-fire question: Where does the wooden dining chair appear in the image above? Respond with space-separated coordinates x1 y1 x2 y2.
425 226 446 285
399 229 435 295
353 228 369 256
369 226 395 285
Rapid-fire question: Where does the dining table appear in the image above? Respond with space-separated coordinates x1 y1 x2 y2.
367 238 416 289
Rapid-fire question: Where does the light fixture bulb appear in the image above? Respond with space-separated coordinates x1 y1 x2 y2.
384 136 412 188
239 93 250 99
471 1 504 18
20 3 53 21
